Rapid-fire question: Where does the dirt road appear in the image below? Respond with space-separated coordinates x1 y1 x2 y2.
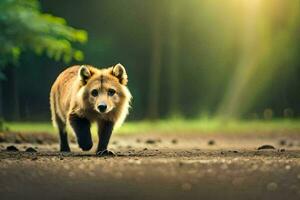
0 133 300 200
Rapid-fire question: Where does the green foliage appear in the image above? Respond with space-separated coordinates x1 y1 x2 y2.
0 0 87 68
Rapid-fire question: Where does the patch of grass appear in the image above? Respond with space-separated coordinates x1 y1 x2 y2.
6 122 54 133
5 119 300 135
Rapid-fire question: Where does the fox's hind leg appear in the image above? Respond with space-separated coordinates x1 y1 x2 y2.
54 115 71 152
57 117 70 152
51 91 70 152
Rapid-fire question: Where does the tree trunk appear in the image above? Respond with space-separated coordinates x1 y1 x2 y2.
167 2 180 117
147 9 162 119
3 65 20 121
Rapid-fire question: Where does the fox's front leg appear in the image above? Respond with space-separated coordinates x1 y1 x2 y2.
96 120 115 156
69 114 93 151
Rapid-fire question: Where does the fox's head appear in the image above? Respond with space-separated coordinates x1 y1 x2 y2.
77 63 130 116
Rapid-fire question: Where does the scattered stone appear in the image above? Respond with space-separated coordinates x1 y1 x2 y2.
36 137 43 144
288 142 294 147
112 141 118 145
233 150 238 153
143 148 148 151
171 139 178 144
59 157 64 160
6 145 19 151
178 162 184 167
14 136 22 144
220 151 225 155
279 139 287 146
31 156 38 161
208 140 215 145
145 139 156 144
0 134 5 143
257 145 275 150
267 182 278 191
285 165 291 170
25 147 37 152
279 148 285 152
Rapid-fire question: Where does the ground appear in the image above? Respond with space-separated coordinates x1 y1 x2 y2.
0 131 300 200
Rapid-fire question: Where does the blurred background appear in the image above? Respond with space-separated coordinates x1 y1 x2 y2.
0 0 300 125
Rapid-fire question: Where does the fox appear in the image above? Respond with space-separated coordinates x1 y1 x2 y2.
50 63 131 156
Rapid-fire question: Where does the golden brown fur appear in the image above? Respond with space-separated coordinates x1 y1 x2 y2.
50 64 131 153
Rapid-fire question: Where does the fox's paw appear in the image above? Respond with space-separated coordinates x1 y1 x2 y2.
96 149 116 157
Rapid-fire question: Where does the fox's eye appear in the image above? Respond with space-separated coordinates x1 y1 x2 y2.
108 88 116 96
91 89 98 97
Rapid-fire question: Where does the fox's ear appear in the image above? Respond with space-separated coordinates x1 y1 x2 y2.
111 63 128 85
79 65 91 84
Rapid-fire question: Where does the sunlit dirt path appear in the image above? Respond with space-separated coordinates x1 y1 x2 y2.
0 133 300 200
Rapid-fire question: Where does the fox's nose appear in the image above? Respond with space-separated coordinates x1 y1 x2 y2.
98 104 107 113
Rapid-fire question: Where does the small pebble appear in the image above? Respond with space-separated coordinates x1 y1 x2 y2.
26 147 37 152
171 139 178 144
6 145 19 151
36 138 43 144
279 139 286 146
0 135 5 142
112 141 118 145
288 142 294 147
257 145 275 150
143 148 148 151
31 156 38 161
14 138 22 144
145 139 156 144
208 140 215 145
